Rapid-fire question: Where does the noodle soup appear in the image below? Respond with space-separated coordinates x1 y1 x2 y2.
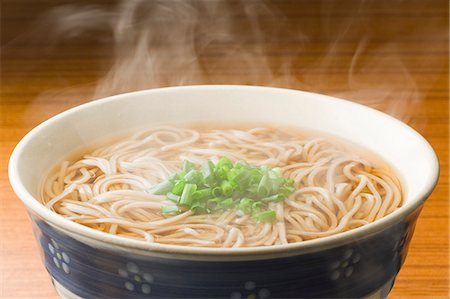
11 85 438 298
42 124 403 248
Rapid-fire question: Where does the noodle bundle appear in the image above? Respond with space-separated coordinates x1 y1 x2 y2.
42 125 402 248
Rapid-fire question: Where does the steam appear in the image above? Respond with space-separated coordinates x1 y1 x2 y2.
5 0 443 125
93 0 306 96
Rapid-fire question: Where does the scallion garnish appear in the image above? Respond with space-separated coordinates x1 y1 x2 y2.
147 157 294 221
166 192 180 203
179 183 197 205
161 205 180 215
254 210 276 222
147 180 173 195
172 180 186 196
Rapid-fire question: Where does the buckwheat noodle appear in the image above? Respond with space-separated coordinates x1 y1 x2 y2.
42 126 402 248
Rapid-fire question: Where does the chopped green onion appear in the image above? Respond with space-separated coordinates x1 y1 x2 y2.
206 198 221 209
280 183 295 196
219 198 234 209
161 205 180 215
179 183 197 205
257 174 271 198
252 201 264 209
191 200 206 213
229 170 251 190
270 177 281 193
221 180 234 196
147 180 173 195
152 158 294 221
261 194 283 202
238 198 254 214
216 157 233 179
202 160 215 182
166 192 180 203
217 157 233 170
193 188 212 200
255 210 276 222
184 169 203 185
182 160 196 173
272 167 282 176
172 180 186 196
212 186 222 197
235 160 249 168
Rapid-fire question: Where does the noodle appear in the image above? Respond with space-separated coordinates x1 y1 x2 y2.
42 125 403 248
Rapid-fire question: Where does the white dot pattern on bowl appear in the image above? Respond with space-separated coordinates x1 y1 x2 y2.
343 249 353 259
141 284 151 294
62 252 70 263
230 292 242 299
62 262 70 274
330 270 340 280
330 249 360 281
48 239 70 275
245 281 256 291
125 281 135 291
119 262 154 295
126 262 139 274
351 253 361 263
51 239 59 249
258 288 271 298
344 267 353 278
53 257 60 268
143 273 154 283
230 281 271 298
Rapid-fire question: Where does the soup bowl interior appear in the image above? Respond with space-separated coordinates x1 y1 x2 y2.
11 85 437 228
8 85 439 298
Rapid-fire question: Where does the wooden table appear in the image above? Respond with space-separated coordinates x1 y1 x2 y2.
1 0 448 298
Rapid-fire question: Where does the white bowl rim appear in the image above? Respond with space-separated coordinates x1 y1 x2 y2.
8 85 440 257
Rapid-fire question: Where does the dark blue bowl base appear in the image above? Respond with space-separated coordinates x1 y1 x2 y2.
31 207 421 299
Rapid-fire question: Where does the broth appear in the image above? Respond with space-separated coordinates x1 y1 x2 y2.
41 123 403 248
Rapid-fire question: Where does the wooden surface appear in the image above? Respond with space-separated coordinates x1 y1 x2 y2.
1 0 448 298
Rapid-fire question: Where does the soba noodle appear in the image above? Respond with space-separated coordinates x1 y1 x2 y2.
42 125 402 248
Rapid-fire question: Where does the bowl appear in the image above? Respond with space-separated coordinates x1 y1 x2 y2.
9 85 439 298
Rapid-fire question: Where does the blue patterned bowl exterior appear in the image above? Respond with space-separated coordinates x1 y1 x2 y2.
29 207 421 299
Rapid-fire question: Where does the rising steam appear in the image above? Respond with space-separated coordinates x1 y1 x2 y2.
5 0 443 125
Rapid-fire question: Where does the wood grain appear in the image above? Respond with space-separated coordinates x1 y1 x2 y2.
1 0 448 298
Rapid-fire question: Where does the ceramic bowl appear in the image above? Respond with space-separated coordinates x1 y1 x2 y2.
9 85 439 298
